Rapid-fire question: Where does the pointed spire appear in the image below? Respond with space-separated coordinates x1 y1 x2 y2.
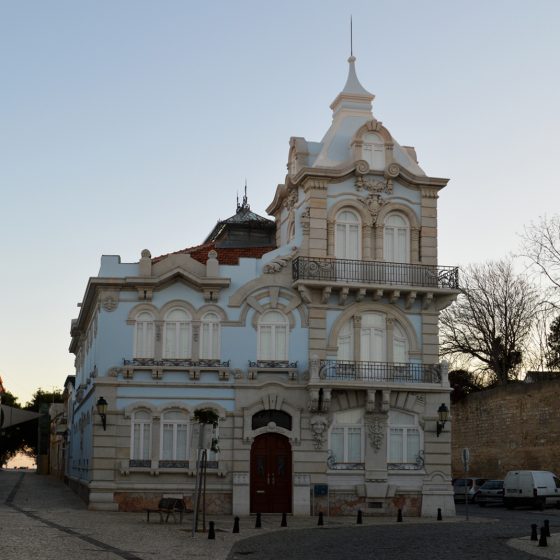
329 40 374 116
237 180 250 212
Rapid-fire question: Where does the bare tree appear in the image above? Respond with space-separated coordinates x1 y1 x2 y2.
440 259 539 385
520 215 560 302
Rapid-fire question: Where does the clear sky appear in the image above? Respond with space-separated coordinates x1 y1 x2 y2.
1 0 559 403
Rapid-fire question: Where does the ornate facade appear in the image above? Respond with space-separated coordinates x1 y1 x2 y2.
67 55 459 517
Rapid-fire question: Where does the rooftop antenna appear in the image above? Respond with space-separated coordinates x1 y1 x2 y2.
350 15 353 57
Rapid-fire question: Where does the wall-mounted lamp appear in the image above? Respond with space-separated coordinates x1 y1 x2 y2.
96 396 108 431
436 402 449 437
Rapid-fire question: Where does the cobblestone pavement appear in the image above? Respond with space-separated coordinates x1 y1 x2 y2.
1 470 558 560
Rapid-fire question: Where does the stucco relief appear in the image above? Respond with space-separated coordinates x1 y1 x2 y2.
355 175 391 194
102 294 118 312
263 246 298 274
365 414 385 452
310 415 328 449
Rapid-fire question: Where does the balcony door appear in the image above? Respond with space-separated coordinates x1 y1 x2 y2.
360 313 387 362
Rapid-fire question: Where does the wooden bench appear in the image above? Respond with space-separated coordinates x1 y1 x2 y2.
145 498 192 524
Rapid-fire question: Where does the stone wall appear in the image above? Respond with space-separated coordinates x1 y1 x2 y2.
451 380 560 478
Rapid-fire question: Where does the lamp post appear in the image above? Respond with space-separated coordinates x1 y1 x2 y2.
436 403 449 437
96 397 108 431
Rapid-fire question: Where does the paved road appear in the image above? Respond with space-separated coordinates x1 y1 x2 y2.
228 504 560 560
1 470 557 560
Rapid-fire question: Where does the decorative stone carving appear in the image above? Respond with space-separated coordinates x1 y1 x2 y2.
283 189 298 211
310 415 328 450
355 176 390 194
263 246 298 273
365 414 385 452
386 163 400 178
300 208 310 234
102 294 118 312
358 193 386 225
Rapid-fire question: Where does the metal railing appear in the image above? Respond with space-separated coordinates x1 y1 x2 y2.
319 360 442 383
292 256 459 289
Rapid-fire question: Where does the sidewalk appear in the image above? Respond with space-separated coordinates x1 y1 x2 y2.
1 470 558 560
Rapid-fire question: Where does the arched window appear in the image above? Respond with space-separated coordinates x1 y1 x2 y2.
135 311 155 359
362 133 385 170
200 312 220 360
163 309 191 359
337 320 354 361
388 410 421 464
131 410 152 461
161 410 189 461
258 310 288 361
384 213 410 263
393 322 409 363
335 209 361 260
329 408 364 465
360 313 387 362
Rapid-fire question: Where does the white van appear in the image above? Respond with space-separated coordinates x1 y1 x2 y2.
503 470 560 510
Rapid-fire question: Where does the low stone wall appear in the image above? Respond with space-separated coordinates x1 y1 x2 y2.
451 380 560 478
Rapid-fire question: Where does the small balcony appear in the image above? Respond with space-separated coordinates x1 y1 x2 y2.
318 360 442 384
292 257 459 289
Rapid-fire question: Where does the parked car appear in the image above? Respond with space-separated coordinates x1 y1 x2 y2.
453 477 487 503
474 479 504 506
503 470 560 510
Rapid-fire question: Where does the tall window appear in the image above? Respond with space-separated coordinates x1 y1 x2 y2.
393 322 409 363
200 312 220 360
131 410 152 460
388 410 421 463
362 133 385 170
329 408 364 465
135 311 155 358
258 310 288 361
337 320 354 360
161 410 189 461
164 309 191 359
335 210 361 260
360 313 387 362
384 213 410 263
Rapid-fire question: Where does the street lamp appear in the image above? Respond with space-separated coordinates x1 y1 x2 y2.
436 403 449 437
96 397 108 431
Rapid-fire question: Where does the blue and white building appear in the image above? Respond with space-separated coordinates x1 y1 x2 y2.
67 54 459 517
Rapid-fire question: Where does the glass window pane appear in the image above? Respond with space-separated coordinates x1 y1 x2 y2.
176 424 188 460
142 424 151 460
330 429 344 463
389 428 403 462
347 428 362 462
406 429 420 462
162 424 173 460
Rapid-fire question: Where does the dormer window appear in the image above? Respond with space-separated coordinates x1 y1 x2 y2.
362 133 385 170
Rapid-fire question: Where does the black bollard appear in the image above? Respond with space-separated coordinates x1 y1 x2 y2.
281 512 287 527
531 524 538 541
437 508 442 521
318 511 324 526
397 508 403 522
356 509 363 525
545 519 551 537
539 526 548 547
208 521 216 540
255 512 262 529
233 516 240 534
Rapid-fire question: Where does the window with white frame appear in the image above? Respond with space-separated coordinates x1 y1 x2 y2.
393 321 409 363
200 312 220 360
362 133 385 170
360 312 387 362
134 311 155 358
329 408 364 465
257 310 288 361
337 320 354 361
163 308 191 359
388 410 421 464
384 213 410 263
335 209 361 260
161 410 189 461
131 410 152 460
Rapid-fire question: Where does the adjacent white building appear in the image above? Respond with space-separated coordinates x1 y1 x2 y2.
67 54 459 517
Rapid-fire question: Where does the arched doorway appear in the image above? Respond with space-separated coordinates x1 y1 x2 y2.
250 433 292 513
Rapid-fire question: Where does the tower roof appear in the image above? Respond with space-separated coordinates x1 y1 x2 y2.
329 56 375 116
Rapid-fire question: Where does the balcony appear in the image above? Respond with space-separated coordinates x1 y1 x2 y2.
292 257 459 289
319 360 442 384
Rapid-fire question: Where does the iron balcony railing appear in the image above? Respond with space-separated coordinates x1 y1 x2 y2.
292 256 459 289
319 360 442 384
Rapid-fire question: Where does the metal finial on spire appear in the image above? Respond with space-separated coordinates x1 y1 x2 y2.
350 15 353 57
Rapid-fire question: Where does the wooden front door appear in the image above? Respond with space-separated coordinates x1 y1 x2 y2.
250 433 292 513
